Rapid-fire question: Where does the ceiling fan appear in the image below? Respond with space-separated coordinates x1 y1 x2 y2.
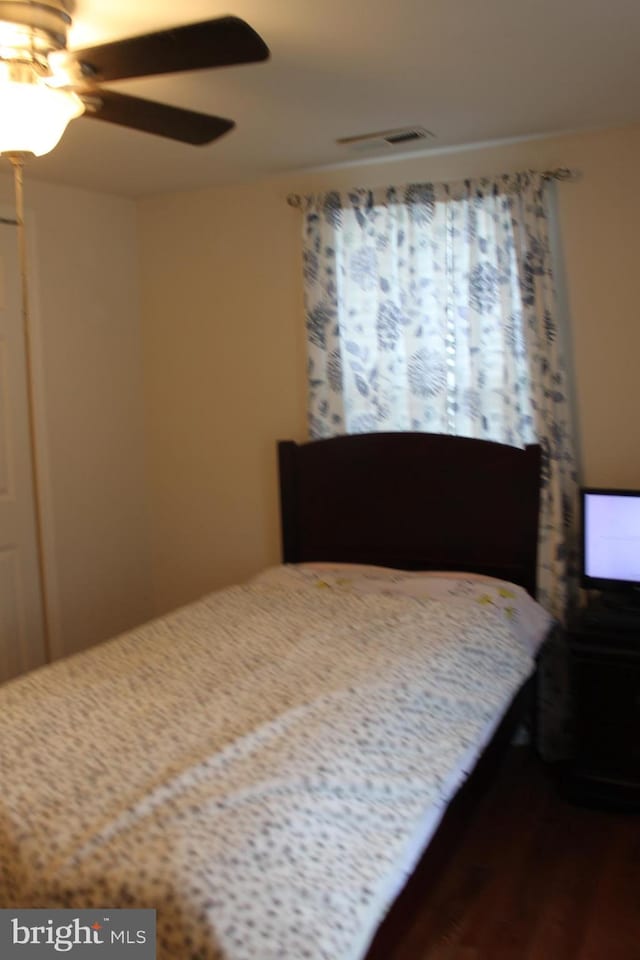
0 1 270 156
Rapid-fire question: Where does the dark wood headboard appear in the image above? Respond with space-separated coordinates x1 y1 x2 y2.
278 432 541 597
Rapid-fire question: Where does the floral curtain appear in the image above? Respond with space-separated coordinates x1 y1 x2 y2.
300 172 577 758
301 172 577 623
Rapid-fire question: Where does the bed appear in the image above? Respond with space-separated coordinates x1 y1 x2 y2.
0 432 550 960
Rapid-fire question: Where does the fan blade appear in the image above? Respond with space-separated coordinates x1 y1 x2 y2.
70 16 269 83
83 90 234 145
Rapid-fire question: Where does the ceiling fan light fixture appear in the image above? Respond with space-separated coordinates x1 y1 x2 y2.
0 61 84 156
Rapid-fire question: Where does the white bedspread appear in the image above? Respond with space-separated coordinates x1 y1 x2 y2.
0 566 538 959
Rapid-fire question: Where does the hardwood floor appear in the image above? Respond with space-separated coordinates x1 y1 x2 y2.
382 748 640 960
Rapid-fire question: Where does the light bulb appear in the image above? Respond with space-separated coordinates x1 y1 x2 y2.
0 63 84 156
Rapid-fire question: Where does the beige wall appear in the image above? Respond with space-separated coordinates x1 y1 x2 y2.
0 171 153 658
139 122 640 614
138 183 307 613
14 123 638 655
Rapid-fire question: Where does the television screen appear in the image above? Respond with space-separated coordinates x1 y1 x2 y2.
581 488 640 591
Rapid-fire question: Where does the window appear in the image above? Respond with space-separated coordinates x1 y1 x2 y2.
299 172 576 619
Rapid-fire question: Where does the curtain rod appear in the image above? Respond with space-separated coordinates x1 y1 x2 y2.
286 167 576 209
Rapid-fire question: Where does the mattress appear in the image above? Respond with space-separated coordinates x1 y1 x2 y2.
0 565 551 959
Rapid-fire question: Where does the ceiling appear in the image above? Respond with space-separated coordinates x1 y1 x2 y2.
8 0 640 198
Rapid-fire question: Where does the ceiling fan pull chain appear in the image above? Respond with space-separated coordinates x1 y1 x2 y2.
9 153 53 663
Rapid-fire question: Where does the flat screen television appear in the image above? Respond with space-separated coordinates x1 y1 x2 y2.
581 487 640 603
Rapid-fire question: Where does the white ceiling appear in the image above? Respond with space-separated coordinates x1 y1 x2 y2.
10 0 640 198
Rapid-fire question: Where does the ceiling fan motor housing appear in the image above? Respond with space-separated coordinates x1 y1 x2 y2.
0 0 71 59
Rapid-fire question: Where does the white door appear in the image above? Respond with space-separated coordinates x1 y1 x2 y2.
0 218 46 682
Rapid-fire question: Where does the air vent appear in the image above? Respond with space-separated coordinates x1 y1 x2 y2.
336 126 435 153
384 129 426 144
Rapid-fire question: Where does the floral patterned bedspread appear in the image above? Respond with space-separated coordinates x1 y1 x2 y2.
0 567 536 960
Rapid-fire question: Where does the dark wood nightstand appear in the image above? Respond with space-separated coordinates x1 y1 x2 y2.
566 603 640 810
